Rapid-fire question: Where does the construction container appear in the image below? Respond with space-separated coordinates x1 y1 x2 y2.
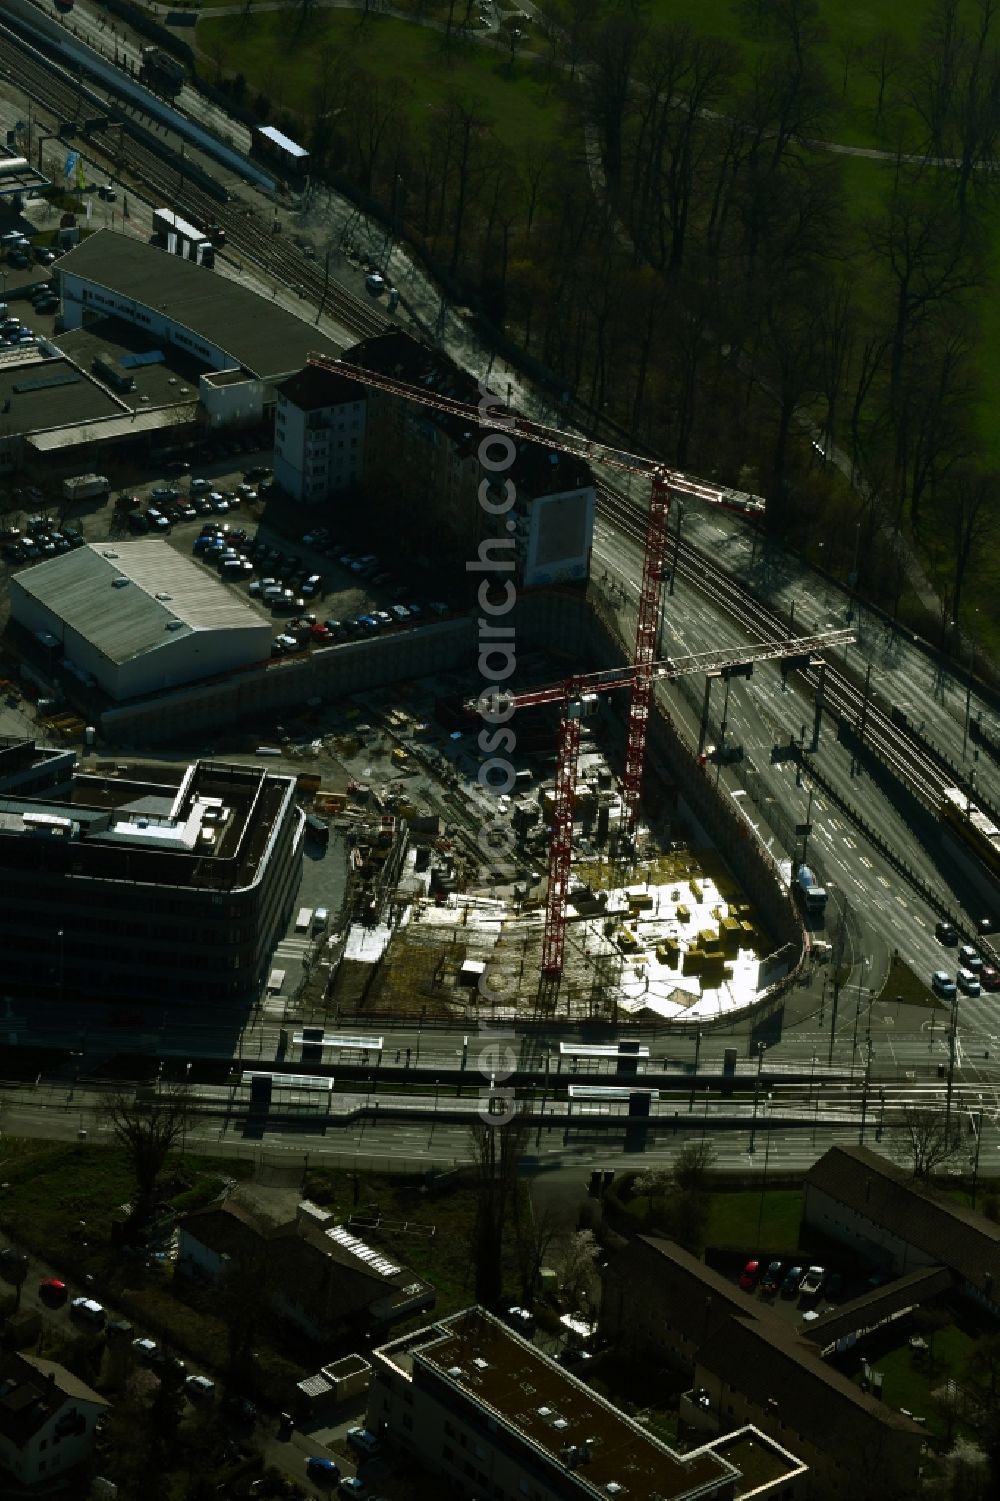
720 917 742 953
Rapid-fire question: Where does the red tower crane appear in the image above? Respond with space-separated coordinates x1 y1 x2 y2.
473 633 853 973
305 352 818 975
309 350 763 825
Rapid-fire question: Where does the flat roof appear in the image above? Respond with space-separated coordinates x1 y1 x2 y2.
56 316 208 408
387 1309 734 1501
11 542 268 666
0 760 296 891
0 352 122 440
57 231 342 383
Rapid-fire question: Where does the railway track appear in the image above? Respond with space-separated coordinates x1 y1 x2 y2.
0 22 388 343
597 480 961 814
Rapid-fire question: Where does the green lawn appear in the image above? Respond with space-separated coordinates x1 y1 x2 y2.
707 1189 804 1253
854 1323 977 1444
198 9 563 164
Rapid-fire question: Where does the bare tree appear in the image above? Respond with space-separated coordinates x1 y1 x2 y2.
945 468 1000 623
965 1331 1000 1404
469 1111 529 1308
513 1196 562 1305
554 1229 600 1313
0 1251 27 1313
864 28 907 128
103 1088 191 1237
940 1438 991 1501
671 1138 716 1193
890 1103 961 1179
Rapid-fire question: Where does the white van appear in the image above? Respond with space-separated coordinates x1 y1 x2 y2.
312 907 329 934
295 907 313 933
958 967 981 996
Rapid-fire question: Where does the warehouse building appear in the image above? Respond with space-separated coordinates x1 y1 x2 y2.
0 757 302 1007
273 331 595 588
9 541 271 701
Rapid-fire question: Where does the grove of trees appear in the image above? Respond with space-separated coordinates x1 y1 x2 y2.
203 0 1000 637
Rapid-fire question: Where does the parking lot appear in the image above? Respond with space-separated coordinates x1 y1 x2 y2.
115 466 453 659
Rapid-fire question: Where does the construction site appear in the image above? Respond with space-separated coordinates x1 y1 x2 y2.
257 354 853 1034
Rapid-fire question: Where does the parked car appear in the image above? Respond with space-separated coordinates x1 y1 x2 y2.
781 1265 804 1297
823 1272 845 1302
759 1260 783 1296
977 916 997 936
738 1259 761 1291
346 1428 381 1458
339 1478 366 1499
798 1266 826 1299
222 1395 257 1424
132 1337 158 1360
148 1350 186 1382
306 1458 340 1483
38 1278 67 1306
70 1296 106 1326
185 1374 216 1400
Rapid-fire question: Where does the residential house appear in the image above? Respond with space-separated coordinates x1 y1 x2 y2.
0 1351 107 1495
177 1199 434 1342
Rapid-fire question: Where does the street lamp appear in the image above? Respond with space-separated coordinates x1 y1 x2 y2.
754 1092 773 1254
56 928 65 1007
959 627 977 760
945 994 960 1141
971 1097 985 1208
851 960 870 1064
669 502 683 597
749 1042 766 1153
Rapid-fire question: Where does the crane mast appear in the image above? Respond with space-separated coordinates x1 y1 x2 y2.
306 350 820 979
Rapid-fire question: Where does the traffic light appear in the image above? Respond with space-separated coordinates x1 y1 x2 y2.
723 662 754 680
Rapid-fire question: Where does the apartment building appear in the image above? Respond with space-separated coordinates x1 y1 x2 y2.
272 330 595 587
273 363 368 503
367 1307 807 1501
600 1236 924 1501
804 1144 1000 1316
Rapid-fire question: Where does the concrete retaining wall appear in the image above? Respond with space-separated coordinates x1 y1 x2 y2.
101 618 477 746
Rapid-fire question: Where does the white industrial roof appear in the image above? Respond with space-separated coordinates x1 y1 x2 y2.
12 542 267 666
